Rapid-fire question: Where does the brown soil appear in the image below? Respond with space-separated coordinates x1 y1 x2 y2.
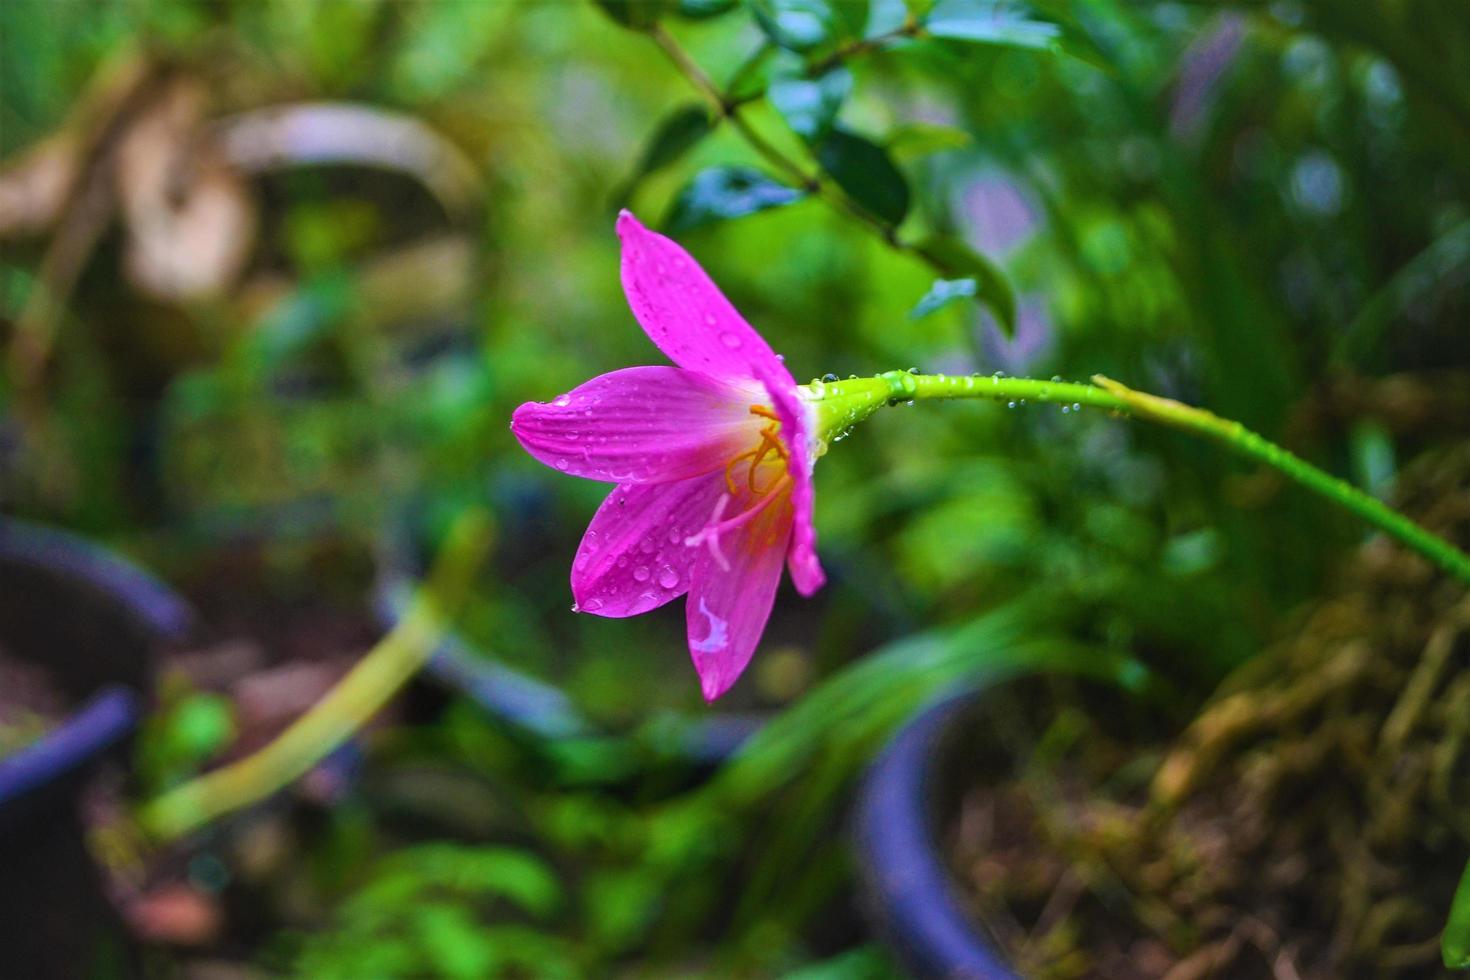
949 444 1470 979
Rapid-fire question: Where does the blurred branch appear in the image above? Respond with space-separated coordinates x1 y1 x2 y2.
137 509 493 842
645 25 972 279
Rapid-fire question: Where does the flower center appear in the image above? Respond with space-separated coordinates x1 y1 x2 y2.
685 404 793 571
723 405 788 496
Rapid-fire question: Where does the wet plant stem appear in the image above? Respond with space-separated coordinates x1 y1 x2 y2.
810 372 1470 588
137 510 492 842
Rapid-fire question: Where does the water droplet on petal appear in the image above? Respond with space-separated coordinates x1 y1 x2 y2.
658 565 679 589
704 313 717 327
633 565 650 582
553 394 572 407
555 458 570 471
639 538 656 554
583 597 604 612
720 332 742 349
616 555 629 568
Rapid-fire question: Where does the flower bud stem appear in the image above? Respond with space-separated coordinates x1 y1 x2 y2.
804 371 1470 587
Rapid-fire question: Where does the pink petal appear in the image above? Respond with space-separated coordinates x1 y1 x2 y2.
512 367 759 484
617 210 787 382
685 491 794 702
752 360 825 597
571 475 727 618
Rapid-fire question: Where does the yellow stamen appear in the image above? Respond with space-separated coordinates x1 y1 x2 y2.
722 406 790 497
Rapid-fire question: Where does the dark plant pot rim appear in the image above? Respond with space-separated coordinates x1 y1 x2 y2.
0 518 194 819
853 688 1021 980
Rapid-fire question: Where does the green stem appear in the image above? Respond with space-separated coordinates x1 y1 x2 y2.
137 509 493 841
807 372 1470 587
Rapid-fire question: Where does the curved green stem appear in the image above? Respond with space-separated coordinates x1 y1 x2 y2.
805 371 1470 587
137 509 493 841
1447 858 1470 969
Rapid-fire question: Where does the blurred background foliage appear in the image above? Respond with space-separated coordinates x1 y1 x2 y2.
2 0 1468 975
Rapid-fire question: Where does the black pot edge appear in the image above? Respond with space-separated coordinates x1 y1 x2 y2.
0 518 195 643
852 689 1021 980
0 518 195 819
0 689 141 818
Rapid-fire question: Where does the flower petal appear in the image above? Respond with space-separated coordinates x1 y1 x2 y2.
512 367 759 484
571 475 727 618
752 360 825 597
685 490 793 702
617 210 787 382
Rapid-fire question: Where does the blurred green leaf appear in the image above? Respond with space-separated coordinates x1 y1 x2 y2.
913 233 1016 335
886 120 973 160
748 0 839 52
866 0 911 37
769 62 853 140
677 0 739 17
665 166 806 231
781 946 896 979
1349 421 1397 501
815 128 910 226
726 40 778 102
909 276 977 319
1447 858 1470 969
592 0 671 30
922 0 1060 50
615 103 713 206
414 903 497 980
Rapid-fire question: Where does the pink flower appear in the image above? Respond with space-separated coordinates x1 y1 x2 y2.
511 212 824 702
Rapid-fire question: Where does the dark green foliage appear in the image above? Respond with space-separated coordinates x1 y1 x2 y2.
664 165 806 230
913 235 1016 335
591 0 671 30
815 128 911 225
769 61 853 140
614 103 713 206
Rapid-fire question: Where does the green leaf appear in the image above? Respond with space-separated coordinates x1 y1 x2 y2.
748 0 838 52
676 0 737 17
914 234 1016 335
768 61 853 140
833 0 871 39
909 277 978 319
1446 858 1470 969
725 41 778 103
886 120 973 160
814 128 910 226
866 0 910 37
614 103 712 206
922 0 1060 50
665 166 805 231
591 0 670 30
